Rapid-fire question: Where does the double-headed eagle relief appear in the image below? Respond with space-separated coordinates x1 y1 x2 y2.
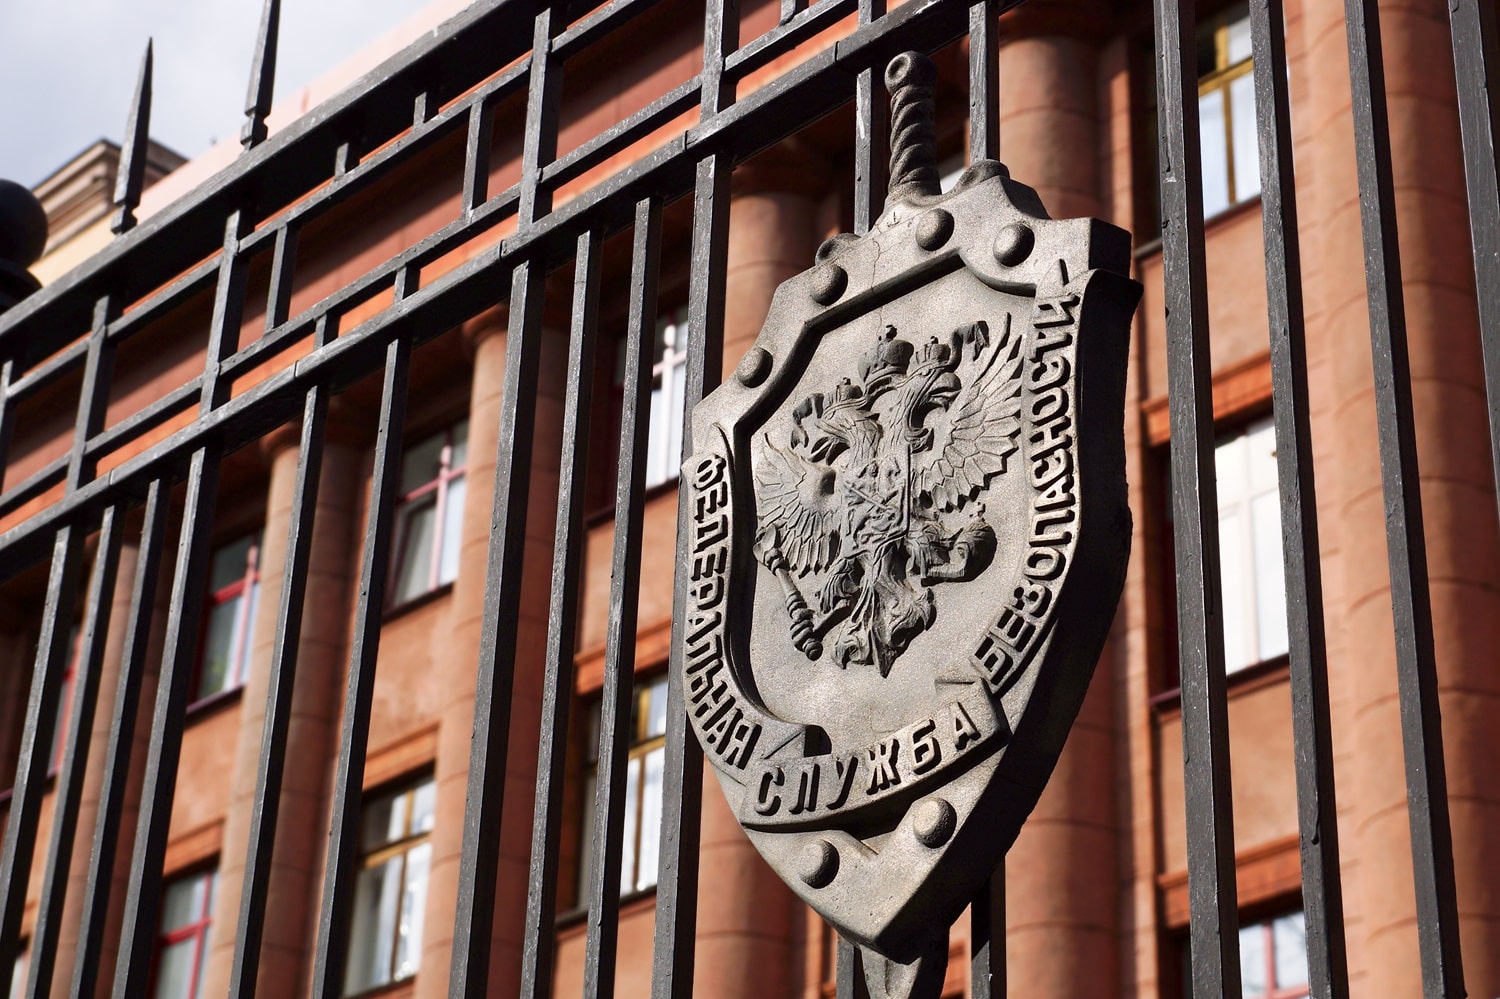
755 317 1020 676
676 52 1141 999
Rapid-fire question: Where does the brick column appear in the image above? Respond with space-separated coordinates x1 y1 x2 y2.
199 412 362 997
988 27 1121 996
416 307 567 997
691 159 820 998
1299 0 1500 990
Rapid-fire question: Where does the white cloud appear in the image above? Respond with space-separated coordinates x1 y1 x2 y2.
0 0 435 186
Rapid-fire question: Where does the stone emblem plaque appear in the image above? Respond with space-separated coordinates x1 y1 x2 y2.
677 53 1141 998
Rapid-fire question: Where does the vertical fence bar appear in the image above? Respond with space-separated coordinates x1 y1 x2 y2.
0 360 15 479
463 100 495 217
228 387 327 999
25 504 124 998
0 525 86 978
1341 0 1465 990
969 862 1005 999
448 2 563 993
853 0 889 235
518 229 603 999
1245 0 1349 994
651 1 738 991
112 204 252 999
967 0 999 163
70 478 167 999
651 149 731 999
835 937 869 999
582 195 662 999
309 336 411 999
1152 0 1241 990
1445 0 1500 519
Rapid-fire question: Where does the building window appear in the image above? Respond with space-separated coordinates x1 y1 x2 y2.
1215 416 1288 672
1239 910 1309 998
10 944 26 999
193 533 262 702
578 673 668 902
1198 4 1261 218
151 868 217 999
388 420 468 607
344 776 435 995
643 306 689 490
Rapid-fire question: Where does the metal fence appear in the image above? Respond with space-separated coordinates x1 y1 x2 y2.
0 0 1492 993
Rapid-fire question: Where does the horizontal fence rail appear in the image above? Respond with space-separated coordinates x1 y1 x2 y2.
0 0 1488 992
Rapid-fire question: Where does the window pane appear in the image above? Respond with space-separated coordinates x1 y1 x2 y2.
1219 509 1252 672
152 938 198 999
410 779 436 835
1273 911 1309 987
345 857 403 993
1252 491 1290 660
1239 923 1267 996
646 370 671 489
666 350 687 483
449 419 470 469
159 873 206 932
637 746 664 890
398 431 446 495
1199 88 1231 218
394 842 430 982
578 772 598 906
238 577 261 686
644 676 668 741
208 535 256 593
198 596 241 698
621 755 641 894
1226 13 1253 65
438 475 466 587
361 790 407 853
391 500 438 604
1230 72 1261 203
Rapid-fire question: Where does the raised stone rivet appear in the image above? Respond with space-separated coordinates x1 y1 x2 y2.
799 839 840 888
915 209 954 251
992 223 1035 267
817 232 858 262
912 797 957 848
811 264 848 305
736 347 772 387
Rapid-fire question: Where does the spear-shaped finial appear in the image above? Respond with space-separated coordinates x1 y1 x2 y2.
241 0 280 149
111 39 153 235
884 52 940 205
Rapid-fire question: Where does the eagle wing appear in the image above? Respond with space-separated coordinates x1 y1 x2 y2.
919 314 1025 512
755 436 841 576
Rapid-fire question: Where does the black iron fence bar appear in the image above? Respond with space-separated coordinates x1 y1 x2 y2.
110 445 223 998
967 0 997 163
1445 0 1500 521
1152 0 1242 990
0 460 69 523
970 868 1005 999
227 386 328 999
553 0 661 58
0 0 981 585
449 1 564 989
542 79 702 191
5 339 88 404
583 194 663 998
835 938 868 999
84 380 202 466
0 360 14 475
649 151 732 999
724 0 858 82
70 477 167 999
0 526 86 980
308 334 412 999
446 257 548 998
112 205 254 997
24 504 124 998
103 260 220 346
464 100 496 217
1245 0 1349 993
853 0 889 236
264 225 300 335
519 228 604 999
1339 0 1465 991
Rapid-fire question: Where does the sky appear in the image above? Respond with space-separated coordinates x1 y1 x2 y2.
0 0 441 187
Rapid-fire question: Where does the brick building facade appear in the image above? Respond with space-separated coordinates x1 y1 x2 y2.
0 0 1496 995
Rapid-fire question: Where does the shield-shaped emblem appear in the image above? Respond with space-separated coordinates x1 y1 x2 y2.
678 52 1141 998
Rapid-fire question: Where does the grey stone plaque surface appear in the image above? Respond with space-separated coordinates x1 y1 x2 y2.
677 52 1141 998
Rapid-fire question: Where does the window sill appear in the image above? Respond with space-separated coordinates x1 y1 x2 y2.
555 884 658 932
1131 193 1264 261
383 582 454 622
186 685 244 720
1148 652 1290 719
341 973 417 999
